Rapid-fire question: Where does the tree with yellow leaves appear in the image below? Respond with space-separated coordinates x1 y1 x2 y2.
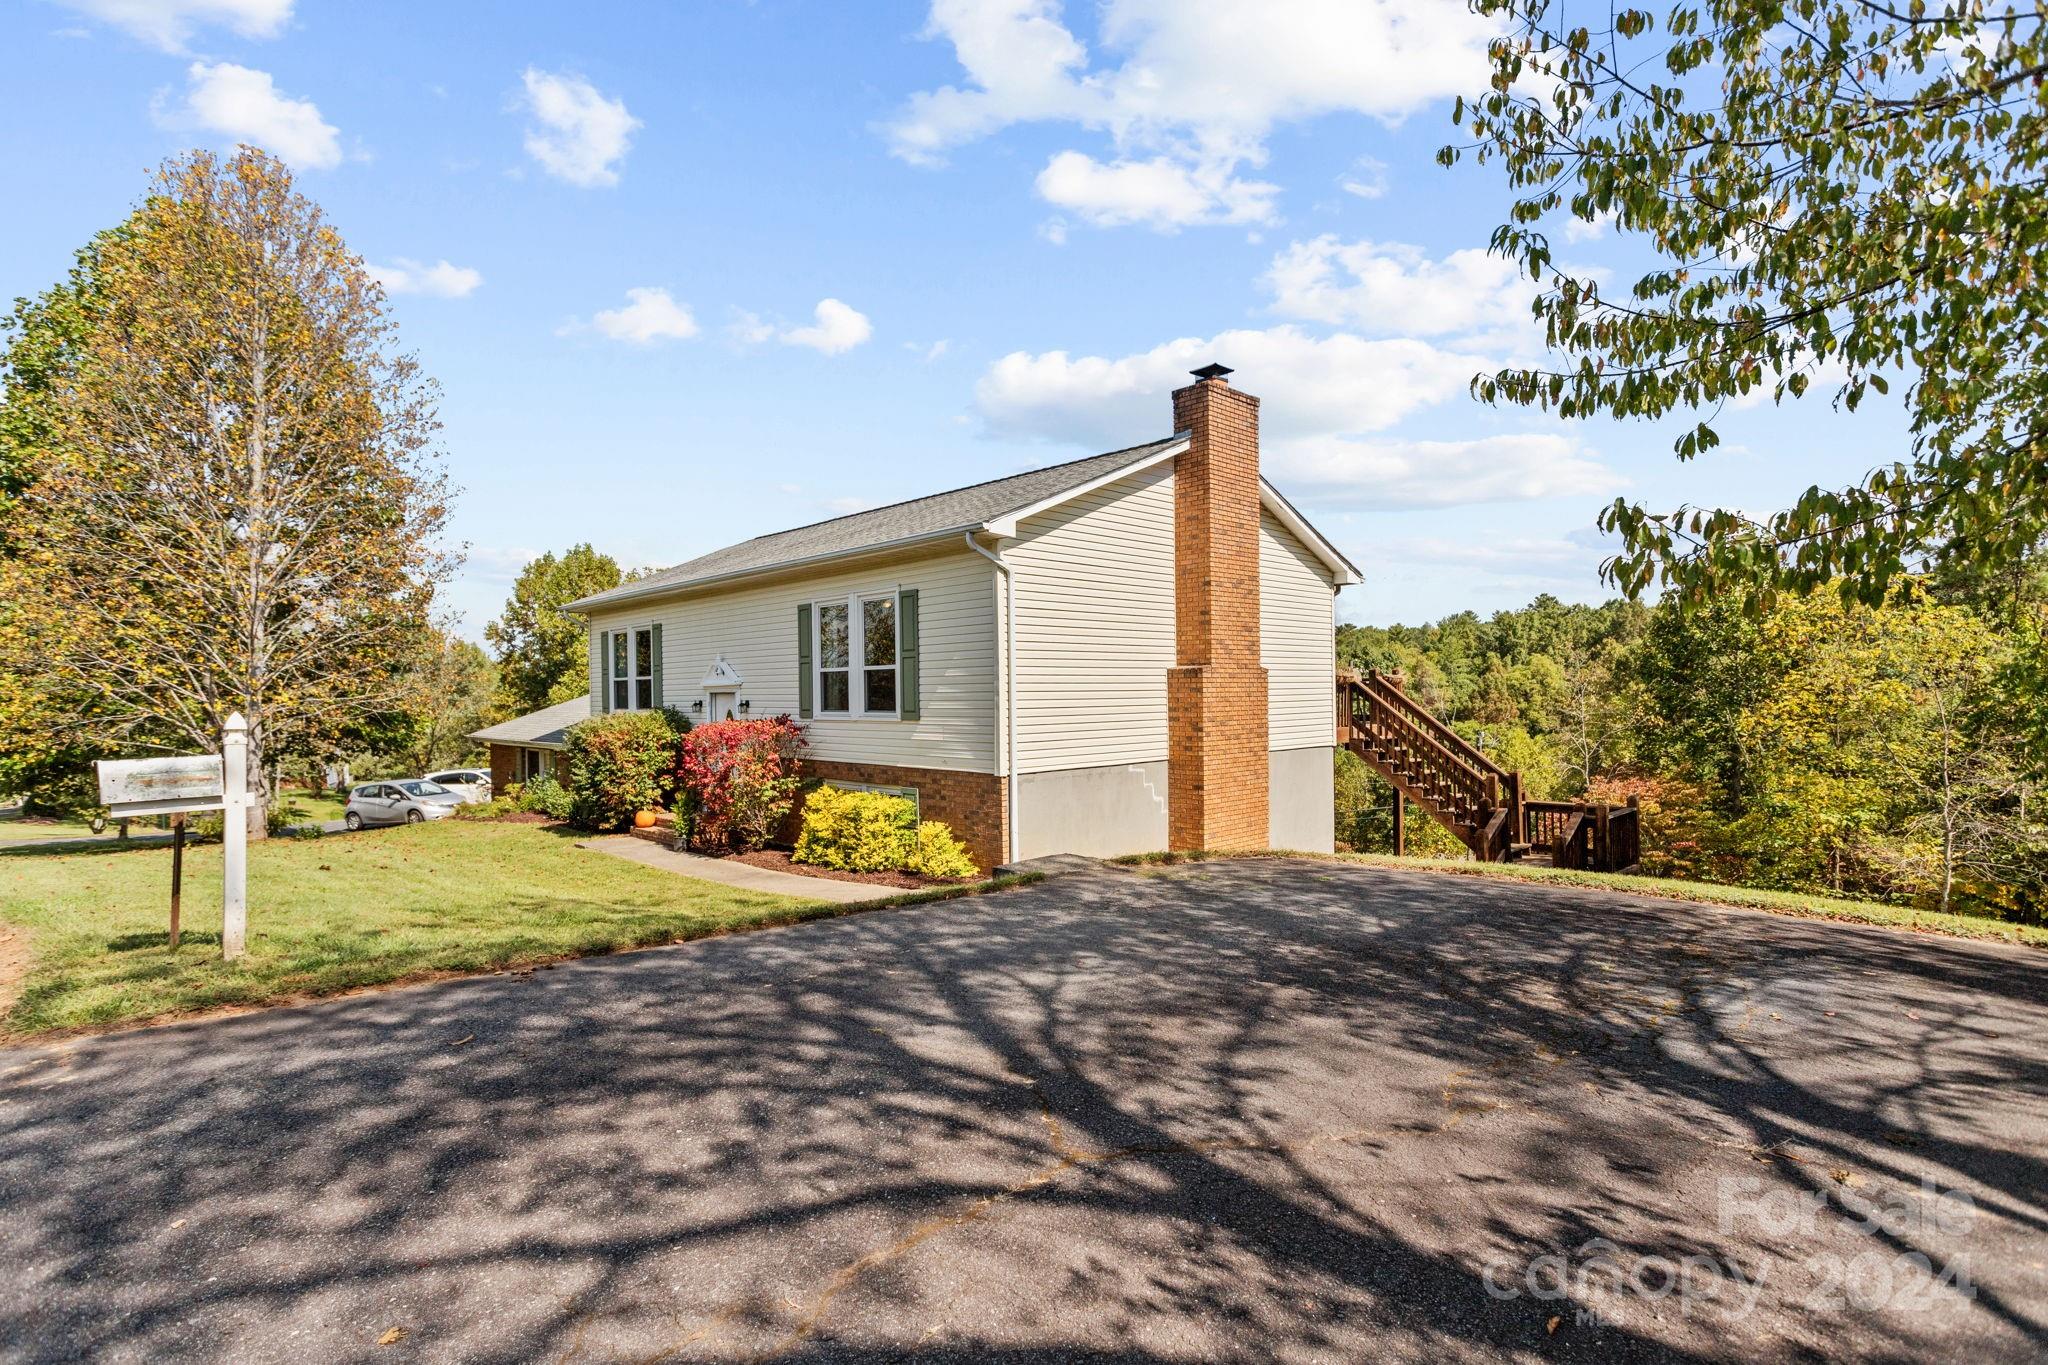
0 148 451 837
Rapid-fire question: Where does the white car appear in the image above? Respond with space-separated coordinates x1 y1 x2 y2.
425 769 493 804
344 780 462 829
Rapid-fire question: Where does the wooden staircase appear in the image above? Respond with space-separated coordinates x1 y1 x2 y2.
1336 669 1641 872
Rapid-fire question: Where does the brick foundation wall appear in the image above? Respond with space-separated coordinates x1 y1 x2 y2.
781 759 1008 875
1167 371 1270 850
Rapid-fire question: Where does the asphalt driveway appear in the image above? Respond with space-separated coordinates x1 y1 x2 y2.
2 859 2044 1362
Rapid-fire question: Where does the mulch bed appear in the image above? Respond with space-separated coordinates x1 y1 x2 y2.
718 847 969 890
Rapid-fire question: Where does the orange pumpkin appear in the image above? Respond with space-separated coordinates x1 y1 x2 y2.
633 810 658 829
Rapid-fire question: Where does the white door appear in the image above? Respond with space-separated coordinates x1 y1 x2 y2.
708 692 738 722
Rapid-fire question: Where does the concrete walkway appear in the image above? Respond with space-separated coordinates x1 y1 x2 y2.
580 834 906 903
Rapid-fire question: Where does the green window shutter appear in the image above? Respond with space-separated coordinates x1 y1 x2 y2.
596 630 611 714
796 604 813 718
650 623 664 710
898 589 920 721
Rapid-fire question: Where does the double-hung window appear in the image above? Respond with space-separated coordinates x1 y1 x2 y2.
611 626 655 711
814 593 898 717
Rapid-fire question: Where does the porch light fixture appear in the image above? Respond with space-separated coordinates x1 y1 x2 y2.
737 699 751 714
690 700 703 713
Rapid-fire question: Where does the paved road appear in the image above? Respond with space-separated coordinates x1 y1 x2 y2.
2 860 2043 1362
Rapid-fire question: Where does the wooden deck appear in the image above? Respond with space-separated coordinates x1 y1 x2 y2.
1338 669 1641 871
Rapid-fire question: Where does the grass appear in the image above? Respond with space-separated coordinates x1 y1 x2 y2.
274 791 348 827
0 821 844 1039
1119 848 2048 950
0 810 103 845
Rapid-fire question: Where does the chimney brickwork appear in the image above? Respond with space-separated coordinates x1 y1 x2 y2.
1167 370 1269 850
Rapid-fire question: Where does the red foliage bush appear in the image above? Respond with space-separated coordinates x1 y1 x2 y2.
676 715 805 851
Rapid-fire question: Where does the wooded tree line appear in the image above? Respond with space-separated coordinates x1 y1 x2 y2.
1336 557 2048 923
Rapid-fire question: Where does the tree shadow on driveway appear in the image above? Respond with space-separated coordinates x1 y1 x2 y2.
1 858 2042 1361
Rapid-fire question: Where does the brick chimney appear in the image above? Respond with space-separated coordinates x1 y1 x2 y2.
1167 363 1269 850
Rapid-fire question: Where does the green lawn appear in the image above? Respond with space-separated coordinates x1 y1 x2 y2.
0 821 829 1039
0 812 103 845
274 791 348 827
1123 849 2048 949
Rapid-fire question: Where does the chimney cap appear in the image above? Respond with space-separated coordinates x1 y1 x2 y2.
1189 362 1233 381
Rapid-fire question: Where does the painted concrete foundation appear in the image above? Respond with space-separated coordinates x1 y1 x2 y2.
1015 760 1170 860
1268 745 1335 853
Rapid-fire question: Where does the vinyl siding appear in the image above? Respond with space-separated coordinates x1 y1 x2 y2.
1007 461 1177 774
586 544 997 772
1261 507 1338 751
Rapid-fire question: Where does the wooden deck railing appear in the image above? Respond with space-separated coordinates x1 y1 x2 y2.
1337 669 1641 872
1340 671 1502 855
1523 797 1641 872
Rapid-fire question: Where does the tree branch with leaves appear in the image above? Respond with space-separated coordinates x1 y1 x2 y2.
1448 0 2048 607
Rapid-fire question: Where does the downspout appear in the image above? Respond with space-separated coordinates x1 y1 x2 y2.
964 531 1018 865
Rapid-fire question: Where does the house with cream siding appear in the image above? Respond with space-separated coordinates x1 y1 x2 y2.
478 367 1358 872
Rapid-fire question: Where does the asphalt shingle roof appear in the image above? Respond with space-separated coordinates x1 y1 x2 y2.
568 435 1182 611
468 695 591 748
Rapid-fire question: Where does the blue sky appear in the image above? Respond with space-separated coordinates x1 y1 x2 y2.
1 0 1907 637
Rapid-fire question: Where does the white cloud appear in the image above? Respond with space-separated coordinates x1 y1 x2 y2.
905 339 952 362
727 309 777 345
886 0 1497 230
736 299 874 355
369 258 483 299
1034 151 1277 230
518 68 639 188
1274 434 1616 509
977 325 1482 445
157 62 341 169
1038 217 1070 246
783 298 873 354
975 325 1620 509
1338 155 1388 200
1381 532 1599 572
1263 236 1533 339
579 287 699 344
1562 210 1614 244
60 0 290 50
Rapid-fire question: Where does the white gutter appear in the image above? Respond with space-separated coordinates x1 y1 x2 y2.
963 530 1018 867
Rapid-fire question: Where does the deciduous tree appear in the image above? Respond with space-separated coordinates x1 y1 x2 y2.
1 148 451 835
1451 0 2048 606
486 545 632 714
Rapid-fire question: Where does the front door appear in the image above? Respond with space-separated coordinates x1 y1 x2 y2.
708 692 738 722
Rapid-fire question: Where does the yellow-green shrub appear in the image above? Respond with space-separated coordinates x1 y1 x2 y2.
905 821 978 879
793 786 916 871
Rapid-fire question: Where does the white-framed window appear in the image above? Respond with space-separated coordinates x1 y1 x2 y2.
813 592 898 717
611 625 655 711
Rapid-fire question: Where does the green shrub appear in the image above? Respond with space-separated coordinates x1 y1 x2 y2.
563 708 690 831
515 775 573 821
905 821 978 879
793 786 916 871
453 795 519 821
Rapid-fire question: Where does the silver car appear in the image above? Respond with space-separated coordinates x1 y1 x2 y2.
344 780 462 830
425 769 493 804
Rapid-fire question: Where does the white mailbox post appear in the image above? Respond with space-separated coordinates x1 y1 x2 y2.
94 711 251 962
221 712 248 961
